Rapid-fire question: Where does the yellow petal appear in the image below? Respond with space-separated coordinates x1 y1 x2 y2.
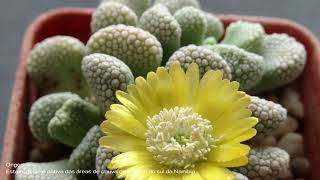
146 71 158 90
223 95 251 115
215 156 249 167
194 70 223 110
182 171 204 180
218 117 258 143
99 135 145 152
147 173 182 180
194 79 239 123
165 174 183 180
100 120 127 136
118 166 137 180
212 81 240 115
231 91 247 101
186 63 199 105
207 143 250 163
226 128 257 144
116 166 130 179
155 67 176 108
197 70 223 96
116 90 149 123
212 95 252 141
122 165 153 180
116 165 150 179
213 108 252 139
135 77 162 114
146 175 163 180
127 84 160 116
169 63 188 106
197 163 234 180
215 95 251 126
110 151 174 180
106 106 146 139
108 151 152 169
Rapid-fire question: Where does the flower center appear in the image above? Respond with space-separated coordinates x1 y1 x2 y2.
145 107 215 169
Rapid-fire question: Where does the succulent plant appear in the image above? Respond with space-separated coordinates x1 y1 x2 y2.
15 160 77 180
251 34 307 93
233 172 249 180
211 44 264 91
91 2 138 33
278 132 304 158
249 96 287 140
27 36 89 96
202 37 217 46
29 92 80 142
100 0 151 17
166 45 232 79
69 126 103 172
96 146 119 180
139 4 181 63
204 13 224 40
174 6 207 46
24 0 311 179
81 53 134 110
280 88 304 118
154 0 200 14
234 147 290 180
222 21 265 53
86 25 163 77
272 116 298 138
291 157 310 178
48 97 101 147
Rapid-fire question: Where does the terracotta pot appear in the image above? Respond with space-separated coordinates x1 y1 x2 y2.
1 8 319 180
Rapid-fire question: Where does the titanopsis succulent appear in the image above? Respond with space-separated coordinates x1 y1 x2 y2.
96 146 119 180
91 2 138 33
155 0 200 14
27 36 89 96
234 147 290 180
101 0 151 17
48 98 101 147
211 44 264 91
222 21 265 53
174 7 207 46
69 126 103 171
202 37 217 46
233 172 249 180
15 160 77 180
81 53 134 110
205 13 224 40
249 96 287 141
86 25 163 76
251 33 307 93
166 45 232 79
28 92 79 142
139 4 181 63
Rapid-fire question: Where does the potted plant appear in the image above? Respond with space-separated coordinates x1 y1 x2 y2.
1 0 320 179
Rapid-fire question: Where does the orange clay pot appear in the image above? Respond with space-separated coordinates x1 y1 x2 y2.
1 8 319 180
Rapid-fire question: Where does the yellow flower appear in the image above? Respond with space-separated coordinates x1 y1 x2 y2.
100 63 258 180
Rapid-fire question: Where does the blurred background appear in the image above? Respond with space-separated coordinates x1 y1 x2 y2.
0 0 319 151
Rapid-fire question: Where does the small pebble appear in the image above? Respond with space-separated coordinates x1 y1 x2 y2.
280 88 304 119
278 132 304 158
291 157 310 178
272 116 299 138
260 136 277 147
278 169 293 179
